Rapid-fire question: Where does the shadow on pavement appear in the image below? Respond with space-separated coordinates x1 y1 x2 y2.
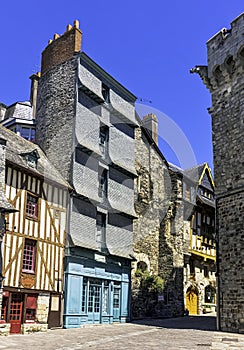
131 316 217 331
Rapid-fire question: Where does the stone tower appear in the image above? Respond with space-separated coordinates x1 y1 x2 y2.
191 13 244 333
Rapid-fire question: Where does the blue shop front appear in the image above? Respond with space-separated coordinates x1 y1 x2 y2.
63 252 131 328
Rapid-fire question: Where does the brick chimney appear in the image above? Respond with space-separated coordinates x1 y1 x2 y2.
41 20 82 75
29 72 41 119
142 113 158 145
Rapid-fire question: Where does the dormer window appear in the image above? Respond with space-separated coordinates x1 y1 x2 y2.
21 149 40 169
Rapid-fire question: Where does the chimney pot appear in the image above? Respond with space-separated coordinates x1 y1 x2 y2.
73 20 79 29
66 24 72 31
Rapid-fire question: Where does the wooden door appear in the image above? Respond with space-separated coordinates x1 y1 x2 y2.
48 294 61 328
186 290 198 315
9 293 23 334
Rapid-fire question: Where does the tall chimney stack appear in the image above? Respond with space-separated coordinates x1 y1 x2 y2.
142 113 158 146
41 20 82 75
29 72 41 119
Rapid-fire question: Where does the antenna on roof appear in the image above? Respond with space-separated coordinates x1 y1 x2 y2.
137 97 152 104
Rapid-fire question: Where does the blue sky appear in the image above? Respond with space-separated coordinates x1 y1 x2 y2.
0 1 243 170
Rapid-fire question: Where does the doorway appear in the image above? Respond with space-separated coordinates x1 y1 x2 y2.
87 281 101 324
186 288 198 315
9 293 23 334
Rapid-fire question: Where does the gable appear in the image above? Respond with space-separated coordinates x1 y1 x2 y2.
200 172 214 191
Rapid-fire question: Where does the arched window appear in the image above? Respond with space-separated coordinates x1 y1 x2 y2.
204 285 215 303
137 261 148 272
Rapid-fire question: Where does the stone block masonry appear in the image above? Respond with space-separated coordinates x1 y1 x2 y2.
191 13 244 333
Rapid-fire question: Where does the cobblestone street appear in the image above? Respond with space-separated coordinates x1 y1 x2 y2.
0 316 244 350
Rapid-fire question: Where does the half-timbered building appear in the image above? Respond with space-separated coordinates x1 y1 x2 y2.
0 126 69 334
182 163 216 315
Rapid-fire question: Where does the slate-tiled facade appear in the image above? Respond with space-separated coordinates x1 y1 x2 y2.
35 21 138 327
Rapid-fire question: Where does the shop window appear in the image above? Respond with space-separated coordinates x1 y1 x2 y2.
26 193 38 219
113 288 120 308
25 295 37 322
81 279 87 313
22 239 37 273
102 284 109 314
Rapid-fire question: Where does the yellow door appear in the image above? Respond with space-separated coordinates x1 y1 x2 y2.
186 290 198 315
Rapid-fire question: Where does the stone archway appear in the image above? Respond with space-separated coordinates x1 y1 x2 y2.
186 285 199 315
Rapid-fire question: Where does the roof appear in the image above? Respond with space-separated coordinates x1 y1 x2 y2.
80 52 137 103
0 197 17 212
183 163 206 183
3 101 32 121
0 126 70 189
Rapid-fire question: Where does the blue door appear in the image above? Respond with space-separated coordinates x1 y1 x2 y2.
87 281 101 324
113 286 121 322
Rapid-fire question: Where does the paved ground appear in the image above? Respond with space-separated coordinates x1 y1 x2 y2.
0 316 244 350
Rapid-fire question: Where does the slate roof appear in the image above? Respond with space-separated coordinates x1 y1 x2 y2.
183 163 206 183
0 126 70 189
3 101 32 121
0 197 16 212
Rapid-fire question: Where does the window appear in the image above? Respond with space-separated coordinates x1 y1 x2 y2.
137 261 148 272
204 266 209 278
26 193 38 219
189 259 195 274
102 84 110 103
98 168 108 199
20 127 35 141
81 278 87 313
96 213 106 251
185 184 191 201
22 239 37 273
99 125 109 157
204 285 215 303
25 295 37 322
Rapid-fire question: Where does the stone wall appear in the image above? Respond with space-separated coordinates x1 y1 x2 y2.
217 191 244 332
132 125 185 318
36 57 77 182
36 294 50 324
21 323 48 334
193 13 244 332
0 322 10 336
